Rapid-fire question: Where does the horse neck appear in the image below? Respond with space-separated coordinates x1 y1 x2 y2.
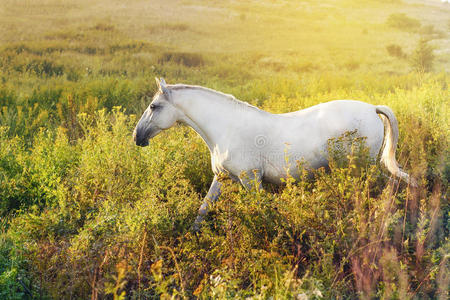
172 87 264 151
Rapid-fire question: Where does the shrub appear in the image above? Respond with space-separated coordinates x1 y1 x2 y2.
410 38 435 72
148 22 190 33
157 52 205 67
65 68 81 82
0 126 78 217
0 87 16 108
344 60 360 71
386 13 421 32
258 57 286 72
108 41 156 54
386 44 406 59
292 62 318 73
419 25 436 36
0 233 36 299
0 128 27 216
25 59 64 77
91 23 115 32
419 25 446 39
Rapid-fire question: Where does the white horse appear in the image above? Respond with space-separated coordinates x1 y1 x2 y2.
134 78 413 230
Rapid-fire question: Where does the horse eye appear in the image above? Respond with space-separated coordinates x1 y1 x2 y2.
150 104 157 110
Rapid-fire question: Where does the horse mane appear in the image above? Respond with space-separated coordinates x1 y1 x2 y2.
168 84 262 112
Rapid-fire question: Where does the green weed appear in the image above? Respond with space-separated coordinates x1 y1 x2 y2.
0 0 449 298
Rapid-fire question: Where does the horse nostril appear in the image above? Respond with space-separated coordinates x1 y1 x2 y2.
134 130 149 147
140 139 149 147
136 137 149 147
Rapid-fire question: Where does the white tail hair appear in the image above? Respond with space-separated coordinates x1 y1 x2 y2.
376 106 416 187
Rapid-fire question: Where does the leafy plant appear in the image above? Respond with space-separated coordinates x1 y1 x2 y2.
386 13 421 32
386 44 406 59
410 38 435 72
0 0 448 298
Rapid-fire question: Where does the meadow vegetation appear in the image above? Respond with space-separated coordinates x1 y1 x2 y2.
0 0 449 299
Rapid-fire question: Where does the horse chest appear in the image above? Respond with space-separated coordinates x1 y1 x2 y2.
210 144 258 177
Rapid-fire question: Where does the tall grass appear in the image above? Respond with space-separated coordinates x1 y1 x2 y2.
0 0 449 298
0 75 448 298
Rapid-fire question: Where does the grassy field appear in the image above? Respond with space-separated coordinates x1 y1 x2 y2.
0 0 449 299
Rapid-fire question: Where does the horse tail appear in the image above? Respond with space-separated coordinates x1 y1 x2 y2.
376 105 416 187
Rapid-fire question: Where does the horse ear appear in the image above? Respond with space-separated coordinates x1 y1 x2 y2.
155 77 160 89
159 78 171 99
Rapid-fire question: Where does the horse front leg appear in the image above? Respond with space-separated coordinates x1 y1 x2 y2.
192 175 222 232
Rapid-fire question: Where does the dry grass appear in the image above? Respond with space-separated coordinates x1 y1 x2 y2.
1 0 449 71
0 0 449 298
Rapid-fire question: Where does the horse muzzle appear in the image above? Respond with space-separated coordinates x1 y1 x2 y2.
136 137 149 147
133 127 150 147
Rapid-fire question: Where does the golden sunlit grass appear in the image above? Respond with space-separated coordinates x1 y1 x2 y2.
0 0 449 299
1 0 449 74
